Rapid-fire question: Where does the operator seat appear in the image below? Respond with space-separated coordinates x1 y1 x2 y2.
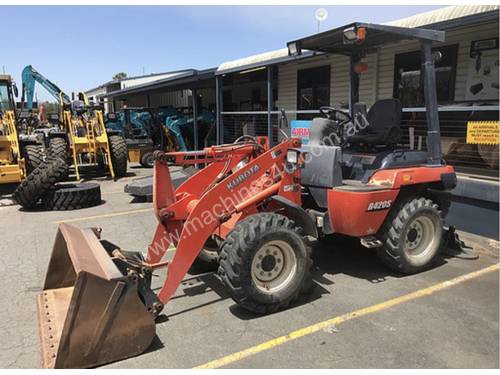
347 99 402 147
71 100 86 116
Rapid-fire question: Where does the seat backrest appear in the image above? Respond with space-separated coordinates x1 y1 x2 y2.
367 99 402 132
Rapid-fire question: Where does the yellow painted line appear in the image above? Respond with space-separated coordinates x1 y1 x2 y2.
195 264 499 369
54 207 153 224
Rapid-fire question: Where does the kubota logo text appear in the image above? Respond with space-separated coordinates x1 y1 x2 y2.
227 165 260 191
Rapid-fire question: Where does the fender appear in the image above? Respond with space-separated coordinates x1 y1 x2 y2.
270 195 318 238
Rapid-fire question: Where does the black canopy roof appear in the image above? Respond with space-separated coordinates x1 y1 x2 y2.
287 22 445 56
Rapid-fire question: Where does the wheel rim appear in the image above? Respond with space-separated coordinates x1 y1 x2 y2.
404 215 438 259
251 240 297 293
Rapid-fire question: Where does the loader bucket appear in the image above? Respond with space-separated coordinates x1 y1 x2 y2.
36 223 156 368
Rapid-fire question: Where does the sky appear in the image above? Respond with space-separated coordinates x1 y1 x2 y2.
1 5 445 101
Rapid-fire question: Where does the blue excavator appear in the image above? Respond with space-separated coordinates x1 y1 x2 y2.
162 109 215 151
124 107 216 200
21 65 71 110
104 110 152 139
105 107 173 167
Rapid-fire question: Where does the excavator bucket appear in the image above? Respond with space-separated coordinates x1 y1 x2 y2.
36 223 156 368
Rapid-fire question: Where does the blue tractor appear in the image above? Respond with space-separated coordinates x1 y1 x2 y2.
104 107 162 168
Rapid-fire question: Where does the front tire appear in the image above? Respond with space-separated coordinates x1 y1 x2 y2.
23 145 45 174
377 197 443 274
48 137 68 162
109 135 128 177
218 213 313 314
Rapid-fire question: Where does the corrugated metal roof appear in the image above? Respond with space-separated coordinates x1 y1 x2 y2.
85 69 193 94
217 5 499 75
216 48 316 75
100 68 217 99
386 5 499 28
218 48 286 73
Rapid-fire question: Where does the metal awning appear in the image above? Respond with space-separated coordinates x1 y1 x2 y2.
287 22 445 56
216 49 317 76
100 68 217 99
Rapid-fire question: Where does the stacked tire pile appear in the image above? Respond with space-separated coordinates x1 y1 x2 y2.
13 155 102 211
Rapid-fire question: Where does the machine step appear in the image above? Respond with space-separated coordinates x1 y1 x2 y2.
360 236 383 248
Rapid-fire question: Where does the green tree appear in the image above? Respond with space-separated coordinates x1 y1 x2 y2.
112 72 128 81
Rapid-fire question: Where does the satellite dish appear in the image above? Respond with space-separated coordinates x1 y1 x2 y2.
315 8 328 22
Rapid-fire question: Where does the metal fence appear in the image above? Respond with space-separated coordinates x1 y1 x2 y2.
220 107 499 178
400 108 499 177
220 110 321 144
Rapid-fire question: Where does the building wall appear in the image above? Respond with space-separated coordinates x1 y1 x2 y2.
149 90 191 108
86 87 106 104
276 20 499 113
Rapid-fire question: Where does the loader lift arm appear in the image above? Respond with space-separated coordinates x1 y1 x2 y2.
147 136 303 306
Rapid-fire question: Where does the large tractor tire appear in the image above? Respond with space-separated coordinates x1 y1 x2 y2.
218 213 313 314
109 135 128 178
23 145 45 174
13 157 69 209
43 183 102 210
377 197 443 274
48 137 68 162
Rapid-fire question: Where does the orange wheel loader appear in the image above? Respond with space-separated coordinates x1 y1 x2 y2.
36 22 464 368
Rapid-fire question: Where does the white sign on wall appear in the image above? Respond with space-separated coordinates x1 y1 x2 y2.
465 39 499 101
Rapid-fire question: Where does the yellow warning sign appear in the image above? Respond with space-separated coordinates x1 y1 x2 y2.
466 121 499 145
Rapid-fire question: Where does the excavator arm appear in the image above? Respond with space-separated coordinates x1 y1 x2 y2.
21 65 71 109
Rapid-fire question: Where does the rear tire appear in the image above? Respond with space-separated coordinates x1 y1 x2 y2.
218 213 313 314
377 197 443 274
109 135 128 177
140 152 155 168
43 183 102 210
13 156 69 209
48 137 68 162
192 237 220 271
23 145 45 174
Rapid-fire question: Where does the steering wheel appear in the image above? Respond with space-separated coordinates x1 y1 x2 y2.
319 106 353 144
319 106 352 125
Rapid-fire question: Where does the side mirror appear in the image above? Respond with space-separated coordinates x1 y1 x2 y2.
13 83 19 98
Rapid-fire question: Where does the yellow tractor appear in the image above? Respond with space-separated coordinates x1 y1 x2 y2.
21 66 127 180
0 74 44 185
45 92 127 180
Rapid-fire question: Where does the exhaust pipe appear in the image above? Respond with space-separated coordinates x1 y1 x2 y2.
37 223 157 368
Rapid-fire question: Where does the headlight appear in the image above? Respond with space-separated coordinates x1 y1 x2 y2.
286 149 299 164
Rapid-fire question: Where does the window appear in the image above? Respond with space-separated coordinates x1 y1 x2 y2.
297 65 330 117
0 83 12 111
393 45 458 107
